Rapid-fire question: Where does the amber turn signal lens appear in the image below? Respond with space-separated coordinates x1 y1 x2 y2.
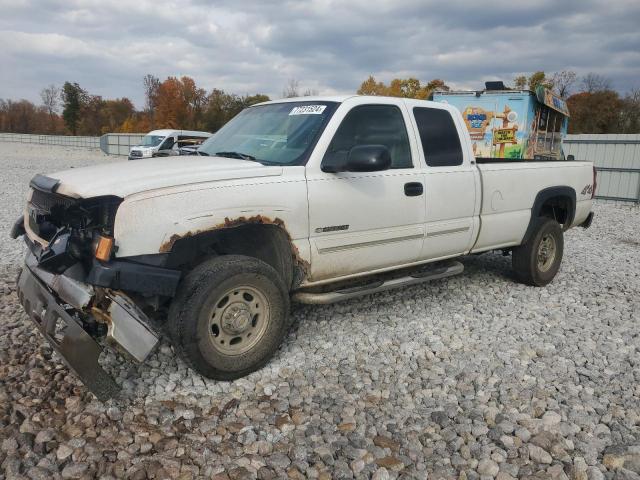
95 235 114 262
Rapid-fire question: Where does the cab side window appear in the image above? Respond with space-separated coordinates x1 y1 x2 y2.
413 107 463 167
323 105 412 170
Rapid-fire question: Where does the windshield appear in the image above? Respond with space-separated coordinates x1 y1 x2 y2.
140 135 165 147
198 101 338 165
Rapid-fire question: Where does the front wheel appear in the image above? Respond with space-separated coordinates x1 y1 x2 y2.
168 255 290 380
512 217 564 287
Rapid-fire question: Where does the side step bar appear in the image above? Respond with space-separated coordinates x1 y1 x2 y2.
293 261 464 304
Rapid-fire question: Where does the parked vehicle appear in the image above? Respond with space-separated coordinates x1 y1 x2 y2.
128 129 212 160
178 138 207 156
433 81 570 160
12 96 595 399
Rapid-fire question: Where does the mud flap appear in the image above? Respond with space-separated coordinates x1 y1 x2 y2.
16 266 120 401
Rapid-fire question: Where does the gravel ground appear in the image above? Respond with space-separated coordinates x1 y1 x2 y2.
1 142 639 480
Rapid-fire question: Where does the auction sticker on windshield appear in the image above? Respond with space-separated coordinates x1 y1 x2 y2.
289 105 327 115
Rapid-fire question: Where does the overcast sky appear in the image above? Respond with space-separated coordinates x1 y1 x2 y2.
1 0 639 108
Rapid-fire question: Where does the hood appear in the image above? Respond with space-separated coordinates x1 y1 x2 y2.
49 156 283 198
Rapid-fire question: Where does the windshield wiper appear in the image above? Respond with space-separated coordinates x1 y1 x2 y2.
197 151 210 156
215 151 258 161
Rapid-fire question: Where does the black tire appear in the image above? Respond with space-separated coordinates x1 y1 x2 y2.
168 255 290 380
512 217 564 287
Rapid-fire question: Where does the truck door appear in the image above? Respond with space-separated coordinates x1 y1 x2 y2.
306 102 426 281
410 105 478 259
157 136 177 156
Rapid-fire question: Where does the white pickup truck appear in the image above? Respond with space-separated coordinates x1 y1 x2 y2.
12 96 595 400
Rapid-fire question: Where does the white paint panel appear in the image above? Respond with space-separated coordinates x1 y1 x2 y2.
114 168 310 260
472 210 531 252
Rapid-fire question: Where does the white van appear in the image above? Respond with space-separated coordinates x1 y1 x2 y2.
128 129 212 160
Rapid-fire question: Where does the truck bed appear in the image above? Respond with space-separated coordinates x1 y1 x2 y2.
471 159 593 253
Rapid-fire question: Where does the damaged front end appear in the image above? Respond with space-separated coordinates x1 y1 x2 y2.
13 175 179 401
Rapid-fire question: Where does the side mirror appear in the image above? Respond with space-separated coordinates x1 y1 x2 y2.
346 145 391 172
566 154 575 161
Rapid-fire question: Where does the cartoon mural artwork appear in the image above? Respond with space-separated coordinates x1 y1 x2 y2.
434 86 570 160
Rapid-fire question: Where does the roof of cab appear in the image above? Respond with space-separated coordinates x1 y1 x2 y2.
254 95 358 106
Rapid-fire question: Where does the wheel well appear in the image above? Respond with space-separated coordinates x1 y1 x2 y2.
522 186 576 244
165 223 302 289
539 195 573 226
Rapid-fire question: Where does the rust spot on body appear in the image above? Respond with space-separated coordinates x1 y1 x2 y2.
158 215 310 280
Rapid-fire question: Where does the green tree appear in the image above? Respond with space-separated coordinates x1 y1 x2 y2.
242 94 270 107
527 71 553 91
61 82 86 135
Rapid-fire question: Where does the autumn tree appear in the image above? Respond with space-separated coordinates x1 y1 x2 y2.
179 76 207 129
61 82 87 135
618 89 640 133
0 99 50 133
282 79 300 98
513 75 528 89
243 94 270 106
40 84 60 132
143 74 161 113
153 77 186 128
512 72 553 91
551 71 576 99
581 73 612 93
356 76 449 99
78 95 107 135
567 90 624 134
102 98 135 133
357 76 388 96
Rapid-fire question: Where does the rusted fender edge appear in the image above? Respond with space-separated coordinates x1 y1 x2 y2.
158 214 311 279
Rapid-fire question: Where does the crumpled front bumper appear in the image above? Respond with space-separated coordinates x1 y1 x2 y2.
17 264 120 401
16 254 161 401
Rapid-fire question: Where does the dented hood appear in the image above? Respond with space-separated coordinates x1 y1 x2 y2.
47 156 283 198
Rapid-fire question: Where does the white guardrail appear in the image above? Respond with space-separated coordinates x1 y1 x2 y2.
0 132 145 156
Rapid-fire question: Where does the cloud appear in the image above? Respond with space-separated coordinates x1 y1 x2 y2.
1 0 638 108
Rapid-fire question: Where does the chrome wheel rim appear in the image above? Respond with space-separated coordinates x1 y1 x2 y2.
537 234 557 272
208 286 270 355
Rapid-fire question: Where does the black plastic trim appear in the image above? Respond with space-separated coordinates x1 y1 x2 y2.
10 216 25 239
87 259 181 297
29 174 60 193
580 211 594 229
521 186 576 244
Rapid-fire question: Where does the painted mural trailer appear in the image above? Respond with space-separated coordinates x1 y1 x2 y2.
433 82 570 161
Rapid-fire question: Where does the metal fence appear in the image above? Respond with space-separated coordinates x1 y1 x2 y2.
0 131 146 156
99 133 145 156
0 132 100 148
564 134 640 203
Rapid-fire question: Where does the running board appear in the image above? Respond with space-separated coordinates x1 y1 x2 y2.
293 261 464 304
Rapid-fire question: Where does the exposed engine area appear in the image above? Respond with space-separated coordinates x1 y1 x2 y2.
26 187 122 273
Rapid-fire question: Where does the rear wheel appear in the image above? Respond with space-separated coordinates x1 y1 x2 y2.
168 255 290 380
512 218 564 286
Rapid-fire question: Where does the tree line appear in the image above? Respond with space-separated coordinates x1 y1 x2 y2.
0 75 272 136
1 71 638 136
357 71 640 134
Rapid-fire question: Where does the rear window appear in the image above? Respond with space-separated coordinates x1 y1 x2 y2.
413 107 463 167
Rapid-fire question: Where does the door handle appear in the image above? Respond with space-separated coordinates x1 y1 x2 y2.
404 182 423 196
